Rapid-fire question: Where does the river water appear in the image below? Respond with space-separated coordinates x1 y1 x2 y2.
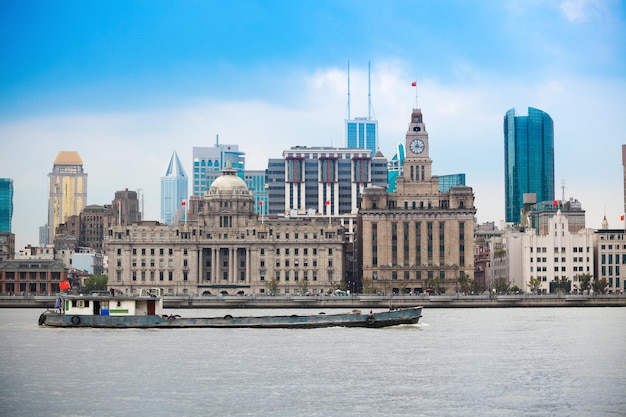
0 307 624 417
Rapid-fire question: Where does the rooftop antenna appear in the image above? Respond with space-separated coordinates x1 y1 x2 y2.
561 178 566 203
368 61 376 119
347 61 351 120
368 62 371 120
216 134 219 146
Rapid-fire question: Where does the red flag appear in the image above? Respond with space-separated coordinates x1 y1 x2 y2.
59 280 70 290
258 201 263 205
411 81 417 87
553 200 558 206
621 214 625 221
325 200 330 205
117 200 121 207
181 200 186 207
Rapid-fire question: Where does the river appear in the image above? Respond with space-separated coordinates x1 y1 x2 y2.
0 307 624 416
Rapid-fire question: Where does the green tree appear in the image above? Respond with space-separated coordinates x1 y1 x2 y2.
591 278 609 294
577 273 592 293
424 276 444 294
296 278 309 295
83 275 108 291
266 277 279 295
493 277 510 294
361 277 374 294
527 276 542 294
494 248 506 260
457 271 480 294
552 277 571 294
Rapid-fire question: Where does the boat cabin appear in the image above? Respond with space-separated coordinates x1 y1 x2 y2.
61 288 164 317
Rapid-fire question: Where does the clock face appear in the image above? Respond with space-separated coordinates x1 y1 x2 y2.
410 139 425 154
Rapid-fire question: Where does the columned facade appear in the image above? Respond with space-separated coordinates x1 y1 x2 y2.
357 109 476 294
106 165 345 295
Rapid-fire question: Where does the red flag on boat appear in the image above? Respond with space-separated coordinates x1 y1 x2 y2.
59 280 70 290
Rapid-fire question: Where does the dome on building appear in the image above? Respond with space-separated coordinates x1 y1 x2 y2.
208 163 249 195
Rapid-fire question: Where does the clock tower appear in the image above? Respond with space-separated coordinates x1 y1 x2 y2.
395 108 437 195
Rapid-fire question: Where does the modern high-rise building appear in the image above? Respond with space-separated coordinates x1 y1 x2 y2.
345 62 378 157
47 151 88 243
160 151 188 225
192 137 245 197
0 178 13 233
504 107 554 224
266 146 388 217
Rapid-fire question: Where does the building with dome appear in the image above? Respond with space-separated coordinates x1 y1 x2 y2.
106 164 346 296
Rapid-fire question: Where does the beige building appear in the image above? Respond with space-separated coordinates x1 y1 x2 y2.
48 151 87 243
106 165 345 295
357 109 476 294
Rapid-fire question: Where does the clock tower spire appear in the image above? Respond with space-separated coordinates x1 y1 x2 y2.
405 109 432 182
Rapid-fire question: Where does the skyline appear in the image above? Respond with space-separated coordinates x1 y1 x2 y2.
1 0 625 250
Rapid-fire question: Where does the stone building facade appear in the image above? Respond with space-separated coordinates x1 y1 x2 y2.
106 165 345 296
357 108 476 294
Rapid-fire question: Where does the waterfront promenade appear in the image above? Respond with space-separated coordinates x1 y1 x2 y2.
2 293 625 309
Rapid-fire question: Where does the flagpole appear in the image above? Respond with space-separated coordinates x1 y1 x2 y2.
118 200 121 225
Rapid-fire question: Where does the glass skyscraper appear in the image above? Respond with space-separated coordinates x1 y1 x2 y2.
346 118 377 157
504 107 554 224
0 178 13 233
161 151 188 225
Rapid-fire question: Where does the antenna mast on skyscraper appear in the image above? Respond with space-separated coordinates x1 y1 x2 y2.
561 179 566 203
368 62 371 120
368 61 376 120
346 61 351 120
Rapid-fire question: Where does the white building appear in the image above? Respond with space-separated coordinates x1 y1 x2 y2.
518 210 594 293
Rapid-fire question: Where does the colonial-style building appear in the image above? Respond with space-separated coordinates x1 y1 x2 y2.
105 165 345 296
357 108 476 294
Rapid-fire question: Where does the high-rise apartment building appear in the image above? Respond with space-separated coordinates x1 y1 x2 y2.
192 138 245 197
47 151 87 243
160 151 188 225
0 178 13 233
504 107 554 224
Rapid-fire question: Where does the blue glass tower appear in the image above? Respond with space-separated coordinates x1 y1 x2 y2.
504 107 554 224
0 178 13 233
346 118 377 157
192 137 245 197
161 151 188 225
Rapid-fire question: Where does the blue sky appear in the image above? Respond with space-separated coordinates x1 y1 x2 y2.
1 0 625 249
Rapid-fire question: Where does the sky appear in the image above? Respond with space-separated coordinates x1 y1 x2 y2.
1 0 625 251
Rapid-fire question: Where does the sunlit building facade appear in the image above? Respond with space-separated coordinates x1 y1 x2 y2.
47 151 87 243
